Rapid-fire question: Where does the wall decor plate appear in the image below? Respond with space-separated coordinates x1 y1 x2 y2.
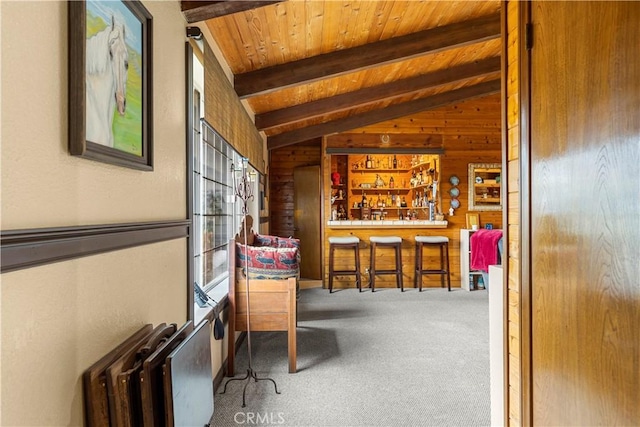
449 175 460 186
449 187 460 197
450 198 461 209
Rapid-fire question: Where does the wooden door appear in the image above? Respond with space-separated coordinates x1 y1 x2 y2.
293 165 322 279
529 2 639 424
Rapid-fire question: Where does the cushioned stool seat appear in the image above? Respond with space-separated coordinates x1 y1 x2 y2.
414 235 451 291
369 236 403 292
328 236 362 292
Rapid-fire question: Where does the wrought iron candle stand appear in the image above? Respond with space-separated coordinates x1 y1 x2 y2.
221 158 280 407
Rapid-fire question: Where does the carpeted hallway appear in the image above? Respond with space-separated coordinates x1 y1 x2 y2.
212 286 490 426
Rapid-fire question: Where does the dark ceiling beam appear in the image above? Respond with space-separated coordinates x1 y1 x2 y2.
181 1 283 23
255 56 501 131
235 13 500 98
266 79 501 150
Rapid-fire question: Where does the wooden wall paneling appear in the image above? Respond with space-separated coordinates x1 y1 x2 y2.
500 3 510 423
317 95 503 290
530 2 639 424
325 134 444 150
268 95 502 290
268 141 322 238
203 42 265 173
505 1 522 425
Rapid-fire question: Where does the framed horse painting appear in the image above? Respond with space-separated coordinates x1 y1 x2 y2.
69 0 153 170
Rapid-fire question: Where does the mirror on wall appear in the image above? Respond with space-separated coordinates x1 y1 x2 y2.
468 163 502 211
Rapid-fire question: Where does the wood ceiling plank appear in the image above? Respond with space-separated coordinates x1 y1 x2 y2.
235 13 501 98
267 79 501 149
255 56 500 130
246 39 501 113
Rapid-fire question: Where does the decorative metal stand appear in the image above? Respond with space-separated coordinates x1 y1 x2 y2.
221 158 280 407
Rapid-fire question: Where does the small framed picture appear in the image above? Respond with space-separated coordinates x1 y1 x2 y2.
466 213 480 229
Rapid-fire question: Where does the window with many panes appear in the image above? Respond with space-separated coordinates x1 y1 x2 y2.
193 121 250 290
189 40 260 304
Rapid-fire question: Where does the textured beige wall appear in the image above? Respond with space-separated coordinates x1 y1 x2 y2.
1 241 187 426
1 1 186 229
0 1 189 425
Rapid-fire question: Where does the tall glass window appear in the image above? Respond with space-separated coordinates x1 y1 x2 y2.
189 40 260 296
193 121 249 290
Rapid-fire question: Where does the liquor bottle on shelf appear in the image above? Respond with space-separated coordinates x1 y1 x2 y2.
393 155 397 169
396 191 401 207
386 192 392 207
362 193 368 207
366 155 372 169
339 204 346 219
389 176 394 188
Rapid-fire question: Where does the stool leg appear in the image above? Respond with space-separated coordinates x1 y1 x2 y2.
413 242 420 288
418 243 424 292
355 244 362 292
397 243 404 292
445 242 451 292
440 244 445 288
370 242 376 292
329 245 335 293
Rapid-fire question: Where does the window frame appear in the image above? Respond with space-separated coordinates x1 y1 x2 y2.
187 39 261 324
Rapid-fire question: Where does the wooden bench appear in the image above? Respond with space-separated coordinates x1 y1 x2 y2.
227 240 298 374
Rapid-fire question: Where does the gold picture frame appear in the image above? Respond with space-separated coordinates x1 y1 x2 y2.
466 212 480 229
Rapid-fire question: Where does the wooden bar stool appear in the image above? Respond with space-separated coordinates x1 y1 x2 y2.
414 236 451 292
328 236 362 293
369 236 403 292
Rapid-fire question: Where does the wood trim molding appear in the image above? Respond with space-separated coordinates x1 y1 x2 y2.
519 1 533 425
500 3 510 426
1 220 190 274
181 1 283 23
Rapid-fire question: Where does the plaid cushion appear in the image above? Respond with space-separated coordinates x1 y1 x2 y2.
236 243 300 280
254 234 300 249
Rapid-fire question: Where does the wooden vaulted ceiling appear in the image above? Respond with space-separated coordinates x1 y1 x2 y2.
181 1 502 149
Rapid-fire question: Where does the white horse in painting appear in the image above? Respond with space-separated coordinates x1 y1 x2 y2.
86 17 128 147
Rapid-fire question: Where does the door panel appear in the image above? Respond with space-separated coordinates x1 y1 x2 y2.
530 2 639 425
293 166 322 279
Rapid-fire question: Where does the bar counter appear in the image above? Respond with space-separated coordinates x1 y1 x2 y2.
324 220 454 290
327 220 448 228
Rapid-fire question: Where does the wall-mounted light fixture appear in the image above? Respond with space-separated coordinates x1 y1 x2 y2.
186 26 202 40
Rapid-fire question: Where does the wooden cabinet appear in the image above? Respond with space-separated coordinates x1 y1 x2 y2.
344 154 441 220
488 265 504 426
468 163 502 211
330 156 349 220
